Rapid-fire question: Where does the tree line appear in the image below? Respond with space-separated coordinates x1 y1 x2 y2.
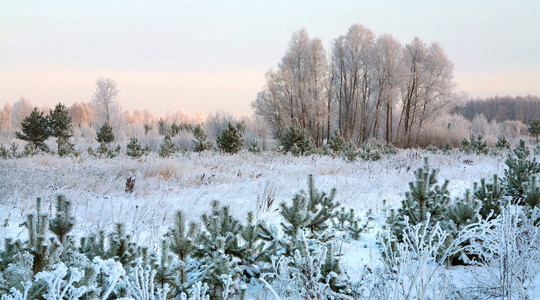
252 24 455 148
457 95 540 124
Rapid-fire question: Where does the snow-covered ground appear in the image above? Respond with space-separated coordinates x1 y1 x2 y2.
0 150 506 275
0 150 505 244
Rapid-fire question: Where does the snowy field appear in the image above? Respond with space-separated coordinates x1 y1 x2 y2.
0 150 506 245
0 150 510 286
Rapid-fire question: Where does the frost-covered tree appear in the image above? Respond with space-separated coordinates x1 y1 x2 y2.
96 122 115 144
24 198 62 275
192 125 212 152
159 135 178 158
327 130 345 154
92 77 119 126
503 140 540 203
167 211 199 292
48 103 74 155
280 175 339 244
473 174 505 219
216 122 245 154
527 119 540 143
396 158 450 226
126 137 149 158
49 194 75 245
279 120 313 156
15 107 51 151
253 29 329 146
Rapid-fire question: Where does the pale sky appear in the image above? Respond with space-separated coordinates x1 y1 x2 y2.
1 1 539 117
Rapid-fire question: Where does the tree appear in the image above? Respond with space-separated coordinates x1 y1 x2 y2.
16 107 51 151
527 119 540 143
10 98 33 130
253 29 329 146
96 122 115 144
167 211 199 292
48 103 73 154
280 175 339 240
369 34 404 143
503 140 540 203
126 137 148 158
92 77 119 125
396 158 450 227
279 120 313 156
192 125 212 152
216 122 245 154
159 135 178 158
327 130 346 153
396 38 454 147
331 24 375 143
49 194 75 245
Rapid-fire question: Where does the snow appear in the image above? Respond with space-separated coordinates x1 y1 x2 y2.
0 150 505 244
0 149 517 297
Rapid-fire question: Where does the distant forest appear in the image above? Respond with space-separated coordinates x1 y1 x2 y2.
457 95 540 124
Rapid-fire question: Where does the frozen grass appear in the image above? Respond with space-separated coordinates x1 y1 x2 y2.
0 150 506 248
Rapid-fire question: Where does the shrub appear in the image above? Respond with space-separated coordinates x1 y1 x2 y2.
216 122 245 154
126 137 149 158
15 107 51 151
192 125 212 152
96 122 115 144
279 120 314 156
159 136 178 158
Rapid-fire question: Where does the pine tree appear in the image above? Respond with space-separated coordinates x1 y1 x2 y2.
460 133 488 154
49 194 75 245
247 140 261 153
474 174 505 219
347 219 366 241
327 130 346 154
446 190 480 233
24 198 62 275
158 118 167 135
334 207 354 231
240 212 263 266
398 158 450 225
342 141 359 162
528 120 540 143
159 135 178 158
144 123 152 135
279 120 313 156
48 103 74 155
320 242 348 294
503 140 540 204
280 175 339 241
126 137 148 158
494 135 511 150
192 125 212 152
197 201 245 260
16 107 51 151
524 177 540 210
216 122 245 154
107 223 137 267
154 239 178 295
96 122 115 144
167 211 199 291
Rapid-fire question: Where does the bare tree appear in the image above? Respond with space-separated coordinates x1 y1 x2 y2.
396 38 454 147
368 34 404 143
10 97 33 130
92 77 120 125
69 102 94 126
252 28 329 145
330 24 375 143
0 103 12 133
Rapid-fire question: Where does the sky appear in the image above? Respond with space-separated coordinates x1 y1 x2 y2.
1 1 539 118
